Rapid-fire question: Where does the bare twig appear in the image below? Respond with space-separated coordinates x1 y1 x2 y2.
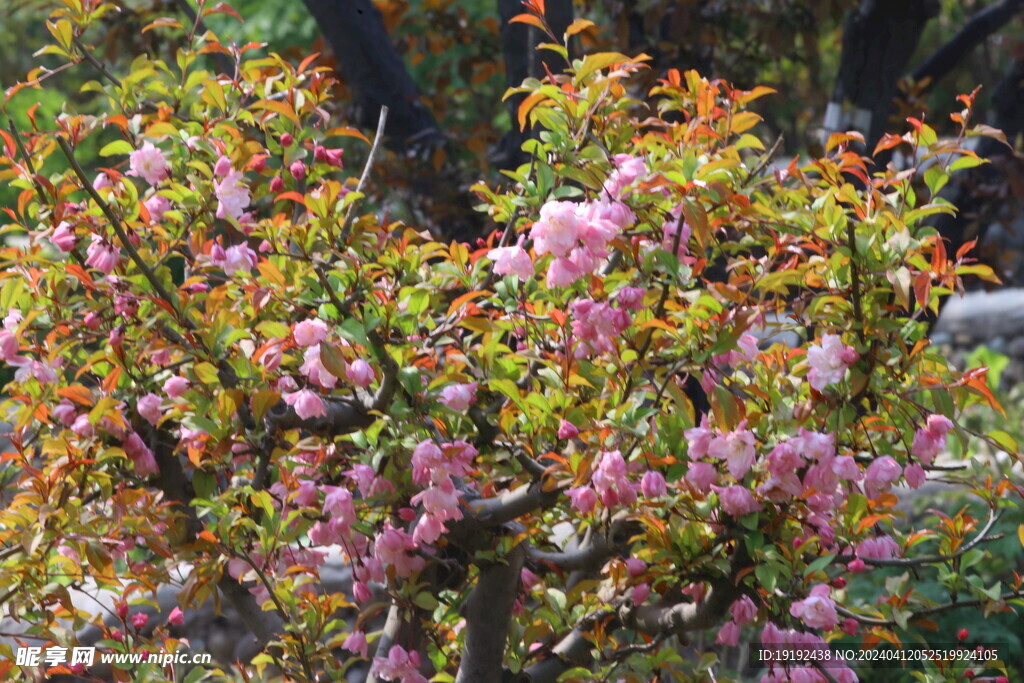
338 106 389 244
72 35 122 88
864 507 999 568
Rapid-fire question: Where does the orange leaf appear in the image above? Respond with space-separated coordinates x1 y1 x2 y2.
448 290 491 317
197 530 218 544
517 90 548 131
274 191 306 206
509 13 547 31
58 385 93 406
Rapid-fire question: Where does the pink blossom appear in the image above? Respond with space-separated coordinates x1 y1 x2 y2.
847 558 866 573
314 145 345 168
580 199 633 248
167 607 184 626
863 456 901 498
410 476 463 522
904 462 926 489
567 486 597 513
293 319 329 347
284 389 326 420
911 414 954 465
631 582 650 604
214 168 251 220
214 156 233 177
439 382 477 411
71 414 95 438
488 245 534 279
94 172 111 189
144 194 171 222
293 480 318 507
807 334 858 391
789 584 838 630
557 419 579 439
711 484 762 517
708 427 757 480
50 221 77 251
592 450 636 507
716 620 740 646
546 256 585 287
792 429 836 461
130 612 149 630
831 455 862 481
684 415 714 458
163 376 190 398
137 393 163 425
342 630 368 657
289 160 307 181
840 618 858 636
616 286 646 310
767 442 805 477
625 558 647 577
128 141 169 185
222 244 258 275
530 200 584 258
521 568 540 591
300 344 338 388
640 470 667 498
604 154 648 198
661 215 692 259
685 461 718 494
52 399 77 426
570 298 631 357
371 645 427 683
856 535 901 560
0 330 19 362
123 432 158 477
85 235 119 274
322 486 356 532
731 595 758 625
347 359 375 387
374 523 424 578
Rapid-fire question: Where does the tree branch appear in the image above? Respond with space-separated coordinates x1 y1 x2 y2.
910 0 1024 87
456 543 527 683
338 106 388 245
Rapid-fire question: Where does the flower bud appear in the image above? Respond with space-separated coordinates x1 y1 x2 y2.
269 176 285 194
280 132 293 147
289 160 307 181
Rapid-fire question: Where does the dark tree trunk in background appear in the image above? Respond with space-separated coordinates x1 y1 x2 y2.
493 0 573 169
300 0 443 151
830 0 939 153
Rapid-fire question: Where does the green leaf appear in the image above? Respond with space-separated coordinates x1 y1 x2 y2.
194 362 220 385
99 140 135 157
988 429 1018 454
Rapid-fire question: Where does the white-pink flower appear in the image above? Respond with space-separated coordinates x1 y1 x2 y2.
137 393 163 426
293 319 329 347
370 645 427 683
284 389 326 420
85 235 119 274
299 344 338 389
374 523 424 578
567 486 597 513
487 245 534 279
789 584 838 630
530 200 585 258
214 168 251 220
911 414 954 465
640 470 667 498
806 334 858 391
346 359 375 387
685 461 717 493
163 376 190 398
143 194 171 222
707 428 757 480
863 455 901 498
439 382 477 411
222 244 257 275
128 141 169 185
711 484 762 517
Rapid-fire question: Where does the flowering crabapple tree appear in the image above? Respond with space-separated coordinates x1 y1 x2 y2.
0 1 1022 682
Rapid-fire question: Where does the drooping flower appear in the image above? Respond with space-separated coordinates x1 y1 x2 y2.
123 432 158 477
214 156 233 177
167 607 184 626
640 470 667 498
856 535 901 561
50 221 77 251
711 484 762 517
567 486 597 513
603 154 648 198
903 462 926 489
128 141 169 185
283 389 326 420
616 286 646 310
342 630 368 657
373 523 424 578
346 359 375 387
370 645 427 683
911 414 954 465
137 393 163 426
863 456 902 498
214 168 251 220
487 245 534 279
85 235 119 274
592 450 637 507
163 376 190 398
731 595 758 625
716 620 740 646
570 298 631 357
685 461 718 494
806 334 858 391
708 427 757 480
557 420 579 439
789 584 838 630
299 344 338 388
221 244 258 276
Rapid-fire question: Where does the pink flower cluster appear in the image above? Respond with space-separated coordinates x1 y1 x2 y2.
911 414 953 465
603 154 648 198
789 583 838 629
370 645 427 683
529 198 634 287
128 141 170 186
409 440 476 544
716 594 758 646
760 622 858 683
374 522 424 578
213 160 252 220
569 298 631 357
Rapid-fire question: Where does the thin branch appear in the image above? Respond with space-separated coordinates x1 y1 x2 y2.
6 119 47 205
72 35 122 87
837 588 1024 626
338 106 389 244
864 507 1000 568
56 136 184 321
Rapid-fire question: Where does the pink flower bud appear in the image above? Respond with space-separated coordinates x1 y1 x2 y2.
557 419 579 439
847 559 866 573
116 602 129 620
250 155 268 172
269 176 285 194
130 612 149 630
214 156 232 177
167 607 184 625
163 376 190 398
280 133 293 147
289 160 307 181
